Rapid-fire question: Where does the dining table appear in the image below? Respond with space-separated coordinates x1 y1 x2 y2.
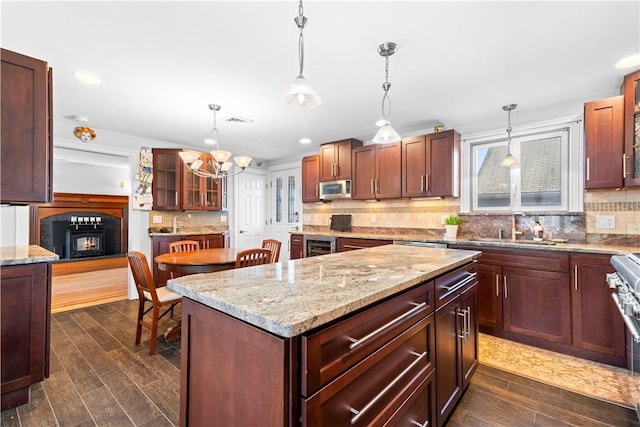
154 247 241 342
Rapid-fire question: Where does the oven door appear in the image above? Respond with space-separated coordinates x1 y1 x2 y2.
612 291 640 419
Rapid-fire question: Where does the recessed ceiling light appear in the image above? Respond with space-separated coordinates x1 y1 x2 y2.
299 138 312 144
375 119 387 127
72 71 102 84
615 54 640 69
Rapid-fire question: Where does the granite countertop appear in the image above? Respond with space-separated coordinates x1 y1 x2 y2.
148 227 228 237
0 245 59 266
290 230 638 256
168 245 480 338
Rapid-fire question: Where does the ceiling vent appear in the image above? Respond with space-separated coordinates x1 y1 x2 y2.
225 115 254 124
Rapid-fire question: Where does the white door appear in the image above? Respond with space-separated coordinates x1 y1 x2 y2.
234 171 266 250
270 165 302 260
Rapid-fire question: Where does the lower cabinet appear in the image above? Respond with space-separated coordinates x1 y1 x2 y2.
179 263 477 426
459 245 626 367
336 237 392 252
1 263 51 410
290 233 304 259
151 233 226 285
434 261 478 427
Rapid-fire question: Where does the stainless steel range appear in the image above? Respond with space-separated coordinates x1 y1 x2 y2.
608 252 640 418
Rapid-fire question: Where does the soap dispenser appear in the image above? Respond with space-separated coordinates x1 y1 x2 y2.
533 221 544 241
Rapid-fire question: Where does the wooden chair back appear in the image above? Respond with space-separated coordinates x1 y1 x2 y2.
261 239 282 263
127 251 159 303
169 240 200 253
235 248 272 269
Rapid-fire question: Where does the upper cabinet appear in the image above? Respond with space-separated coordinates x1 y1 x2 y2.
352 142 401 200
319 139 362 181
302 155 321 203
402 130 461 198
151 148 222 211
622 69 640 187
584 96 624 189
1 49 53 204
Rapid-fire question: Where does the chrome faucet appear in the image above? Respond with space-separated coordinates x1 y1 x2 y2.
172 216 179 233
511 214 523 241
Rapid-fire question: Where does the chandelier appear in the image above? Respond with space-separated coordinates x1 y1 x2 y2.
501 104 518 166
373 42 401 144
281 0 321 109
178 104 252 178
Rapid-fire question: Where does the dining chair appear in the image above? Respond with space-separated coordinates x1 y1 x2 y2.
126 251 182 355
169 240 200 253
235 248 272 269
261 239 282 263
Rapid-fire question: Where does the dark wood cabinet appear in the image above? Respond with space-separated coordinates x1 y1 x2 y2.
302 155 321 203
584 96 624 189
477 263 503 329
1 263 51 410
622 69 640 187
336 237 392 252
571 254 626 363
434 261 478 427
1 49 53 204
319 139 362 182
152 149 222 211
351 142 401 200
290 234 304 259
152 233 226 285
402 130 460 198
502 266 572 345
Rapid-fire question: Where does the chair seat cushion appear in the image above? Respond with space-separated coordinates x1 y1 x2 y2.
144 286 182 303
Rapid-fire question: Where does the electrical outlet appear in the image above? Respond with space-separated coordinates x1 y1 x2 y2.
595 215 615 229
220 215 227 223
152 215 162 224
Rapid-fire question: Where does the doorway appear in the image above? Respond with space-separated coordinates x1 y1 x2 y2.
270 164 301 260
233 170 267 250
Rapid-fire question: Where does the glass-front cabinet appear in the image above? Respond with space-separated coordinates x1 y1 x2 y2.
623 69 640 187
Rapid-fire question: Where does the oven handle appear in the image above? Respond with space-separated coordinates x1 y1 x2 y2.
612 294 640 344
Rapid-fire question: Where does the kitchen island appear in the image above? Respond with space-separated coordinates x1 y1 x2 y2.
168 245 480 426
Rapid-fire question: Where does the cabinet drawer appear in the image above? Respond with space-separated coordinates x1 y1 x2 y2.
435 261 477 308
302 283 434 396
291 234 303 245
467 246 569 273
337 237 391 252
383 369 435 427
302 316 434 427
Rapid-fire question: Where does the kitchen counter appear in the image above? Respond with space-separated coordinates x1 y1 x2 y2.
0 245 58 266
147 227 228 237
167 244 480 337
290 230 638 255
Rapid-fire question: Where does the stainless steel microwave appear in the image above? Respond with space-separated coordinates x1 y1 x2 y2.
319 180 351 200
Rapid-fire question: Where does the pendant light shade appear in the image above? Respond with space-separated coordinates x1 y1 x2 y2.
373 42 401 144
282 0 321 109
501 104 518 166
282 75 321 110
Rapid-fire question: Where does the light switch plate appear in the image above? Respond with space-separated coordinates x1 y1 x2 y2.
152 215 162 224
595 215 615 229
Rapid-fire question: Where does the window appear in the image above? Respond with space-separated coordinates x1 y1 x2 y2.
463 119 582 213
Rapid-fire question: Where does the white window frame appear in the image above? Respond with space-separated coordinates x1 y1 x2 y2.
460 116 583 213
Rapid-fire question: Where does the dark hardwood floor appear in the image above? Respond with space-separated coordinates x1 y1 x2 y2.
1 299 637 426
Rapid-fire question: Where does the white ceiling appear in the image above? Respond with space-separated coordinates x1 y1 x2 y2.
2 1 639 164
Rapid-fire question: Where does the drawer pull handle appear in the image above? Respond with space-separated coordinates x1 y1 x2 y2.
348 302 427 350
410 420 429 427
441 272 477 293
349 351 427 425
343 245 366 250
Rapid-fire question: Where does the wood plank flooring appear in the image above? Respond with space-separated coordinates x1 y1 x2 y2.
1 299 638 426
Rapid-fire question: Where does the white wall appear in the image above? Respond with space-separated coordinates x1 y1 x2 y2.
0 206 30 246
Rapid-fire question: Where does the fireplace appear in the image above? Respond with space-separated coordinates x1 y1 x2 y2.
65 218 106 258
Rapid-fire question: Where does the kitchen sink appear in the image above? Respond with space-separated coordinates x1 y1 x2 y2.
468 237 557 246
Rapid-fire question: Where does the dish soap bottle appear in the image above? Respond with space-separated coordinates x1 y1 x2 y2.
533 221 544 241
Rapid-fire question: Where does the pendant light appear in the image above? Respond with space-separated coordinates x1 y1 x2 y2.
373 42 401 144
282 0 321 109
179 104 252 178
501 104 518 166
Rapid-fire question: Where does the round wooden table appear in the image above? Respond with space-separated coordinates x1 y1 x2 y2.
155 248 240 342
155 248 240 275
